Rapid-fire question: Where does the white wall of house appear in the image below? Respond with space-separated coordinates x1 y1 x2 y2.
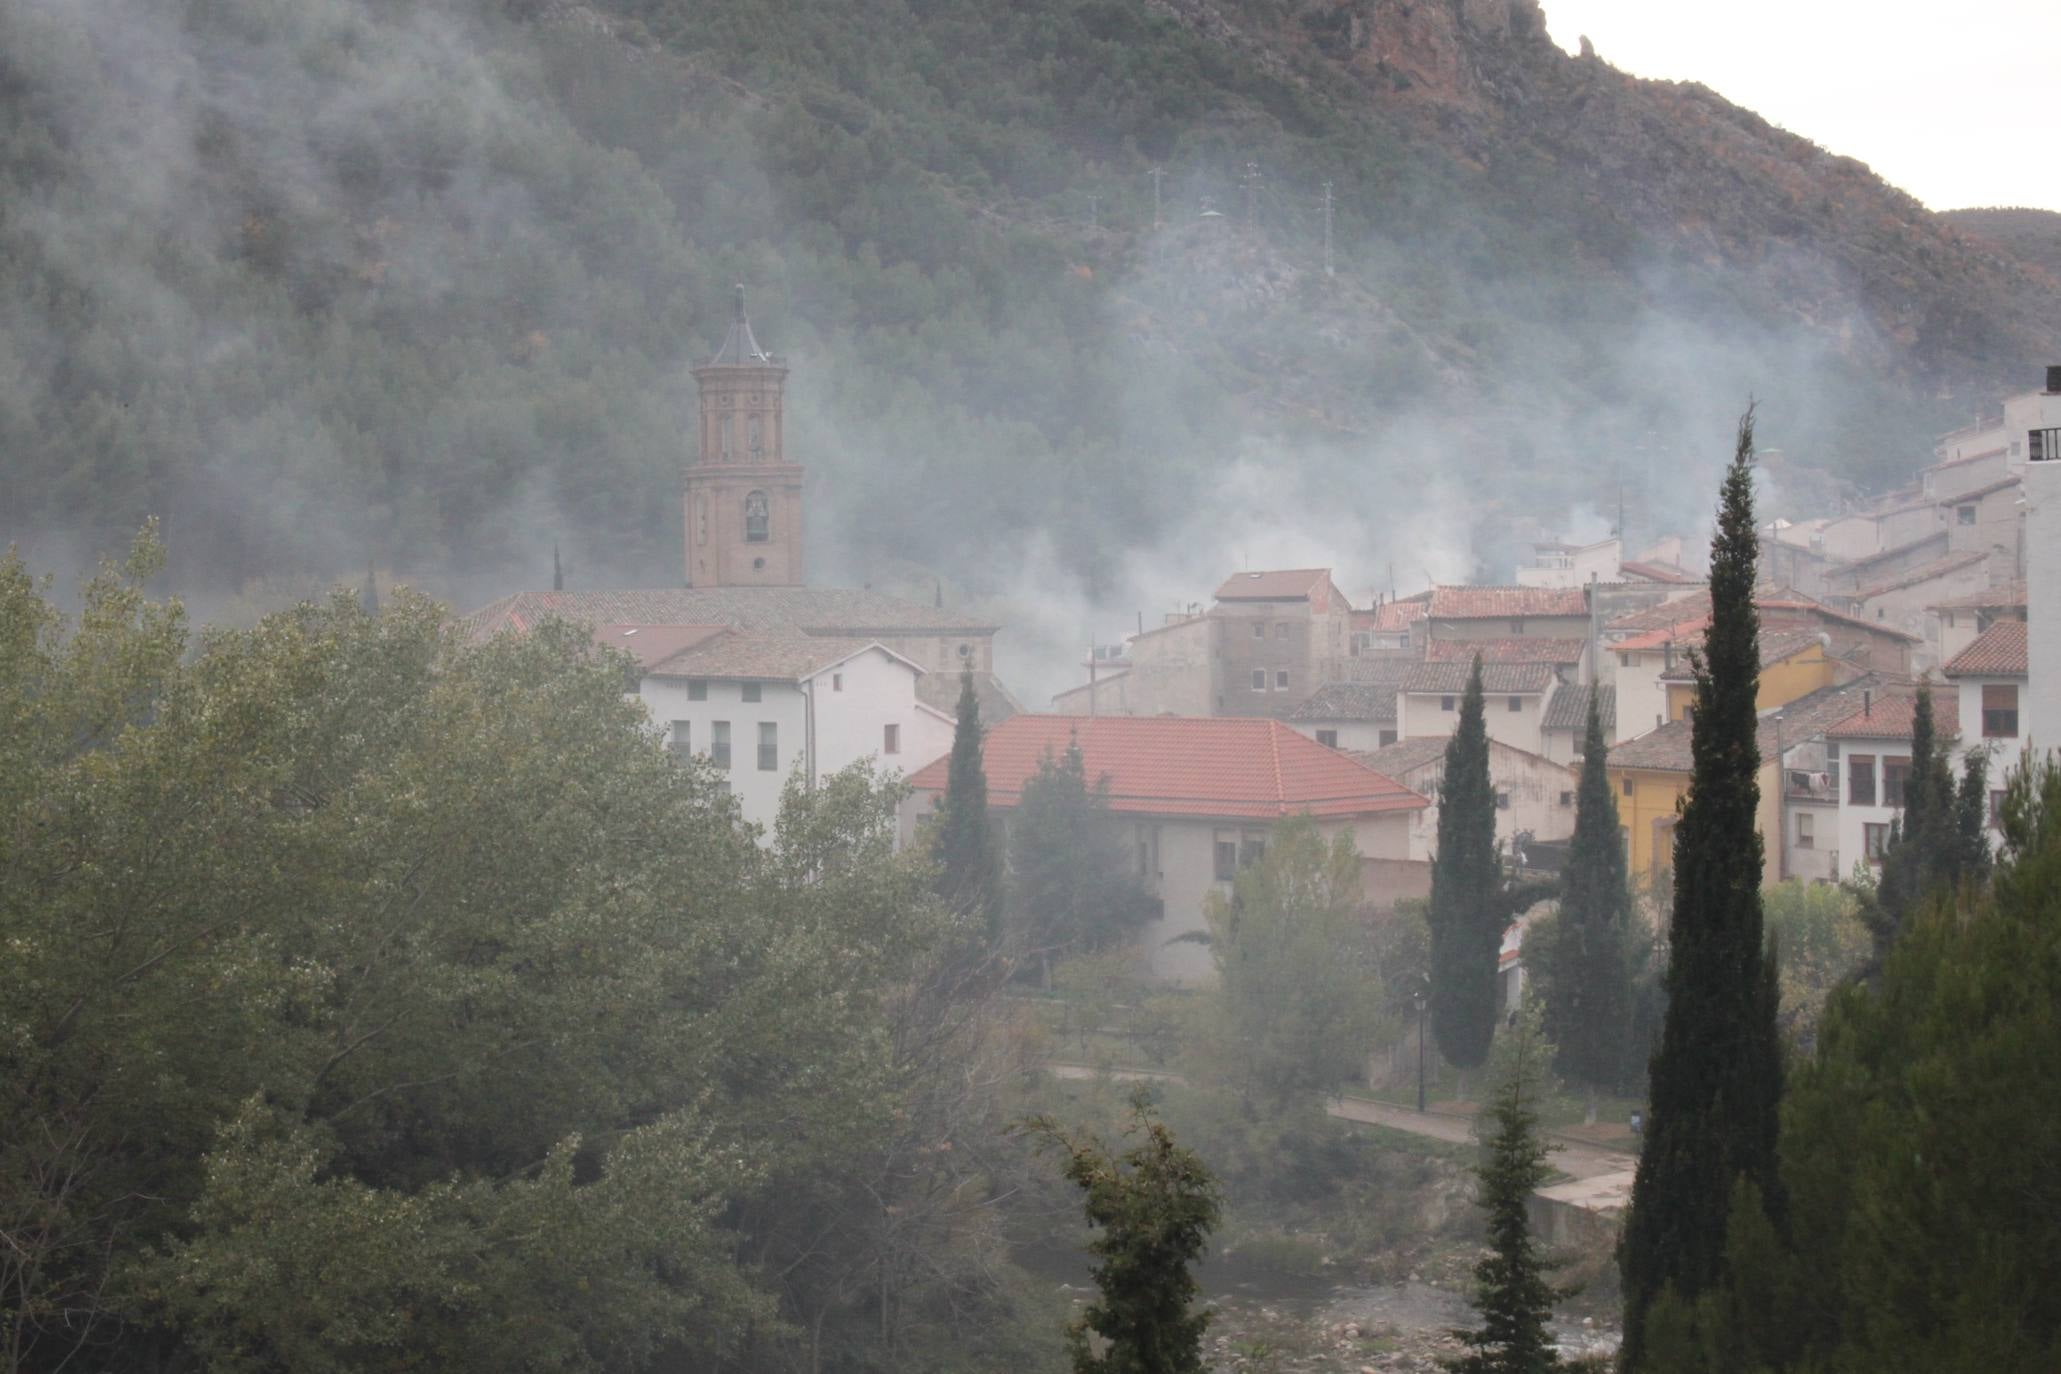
1952 673 2028 826
1781 798 1842 882
1827 733 1911 878
809 648 956 781
1398 689 1547 754
2028 451 2061 752
641 648 948 838
1614 650 1671 743
640 676 807 831
1387 745 1577 862
1289 719 1395 752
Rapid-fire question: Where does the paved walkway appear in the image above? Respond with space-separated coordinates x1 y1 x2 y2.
1046 1062 1639 1213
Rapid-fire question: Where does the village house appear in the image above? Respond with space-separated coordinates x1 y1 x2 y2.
2022 369 2061 741
1354 735 1578 863
1208 569 1358 717
1943 619 2031 828
1609 676 1896 891
1395 661 1560 755
1516 536 1622 588
1423 585 1593 646
1927 579 2026 664
1287 676 1405 752
1848 552 1993 662
1821 690 1959 875
1538 684 1615 766
901 715 1428 983
1350 593 1430 655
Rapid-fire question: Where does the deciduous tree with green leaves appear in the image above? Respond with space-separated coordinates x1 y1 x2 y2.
1009 738 1158 983
1194 816 1384 1108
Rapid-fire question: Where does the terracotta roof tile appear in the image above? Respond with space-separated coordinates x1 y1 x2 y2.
1928 579 2027 611
1354 598 1430 633
1424 636 1586 666
1618 560 1698 584
1606 586 1920 644
588 623 731 671
1399 662 1559 694
1856 551 1989 601
1428 586 1589 620
1351 736 1454 777
904 715 1428 821
1542 684 1615 734
1943 619 2029 678
1288 682 1397 723
1607 676 1903 773
1214 569 1333 602
1825 691 1960 740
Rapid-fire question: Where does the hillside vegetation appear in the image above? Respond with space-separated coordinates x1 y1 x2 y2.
3 0 2056 604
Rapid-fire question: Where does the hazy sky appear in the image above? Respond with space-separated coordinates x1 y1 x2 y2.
1541 1 2061 213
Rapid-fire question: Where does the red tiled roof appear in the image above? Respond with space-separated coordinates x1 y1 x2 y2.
1355 598 1430 633
1400 661 1559 694
1856 551 1989 601
1619 560 1698 584
1423 636 1586 665
1606 587 1921 644
1613 616 1710 652
1825 691 1960 741
1214 569 1333 602
903 715 1428 821
1943 619 2029 678
1929 579 2027 611
590 623 731 671
1655 629 1828 681
1428 586 1589 620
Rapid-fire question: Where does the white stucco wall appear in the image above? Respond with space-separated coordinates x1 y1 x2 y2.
1614 651 1670 743
809 647 955 782
639 676 807 833
1827 733 1911 879
1398 690 1547 753
2027 456 2061 758
1289 719 1395 752
1953 675 2028 825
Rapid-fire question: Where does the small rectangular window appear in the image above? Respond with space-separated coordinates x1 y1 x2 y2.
741 682 762 703
757 721 778 771
1252 622 1266 639
1316 729 1338 748
1622 777 1635 797
1982 683 2019 738
832 672 843 692
1559 790 1574 806
1883 756 1911 809
1441 695 1456 711
1275 670 1289 689
1276 622 1290 640
1214 840 1238 882
711 720 731 769
1378 729 1398 747
1848 754 1876 806
883 723 900 755
1957 504 1977 526
1864 822 1890 860
687 680 708 702
1508 696 1523 712
669 721 691 758
1240 837 1266 868
1495 791 1511 810
1797 812 1815 849
1252 669 1267 691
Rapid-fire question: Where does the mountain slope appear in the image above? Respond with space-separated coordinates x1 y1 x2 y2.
2 0 2055 612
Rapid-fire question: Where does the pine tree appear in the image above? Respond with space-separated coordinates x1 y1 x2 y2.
934 667 1001 935
1533 692 1633 1104
1449 1007 1563 1374
1618 411 1785 1369
1009 737 1156 982
1027 1095 1221 1374
1430 656 1503 1083
1870 685 1992 959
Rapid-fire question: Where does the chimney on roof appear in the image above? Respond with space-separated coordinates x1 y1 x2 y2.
1863 688 1872 717
2046 364 2061 394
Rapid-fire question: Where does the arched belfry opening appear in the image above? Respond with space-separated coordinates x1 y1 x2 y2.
685 287 803 587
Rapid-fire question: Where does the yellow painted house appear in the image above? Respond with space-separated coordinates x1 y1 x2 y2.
1659 631 1839 724
1607 654 1887 891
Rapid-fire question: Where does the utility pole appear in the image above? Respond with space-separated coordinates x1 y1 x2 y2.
1148 166 1164 229
1321 180 1335 277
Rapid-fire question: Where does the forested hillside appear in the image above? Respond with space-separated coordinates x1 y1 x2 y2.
4 0 2057 617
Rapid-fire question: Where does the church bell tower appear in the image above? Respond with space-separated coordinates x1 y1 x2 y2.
685 287 804 587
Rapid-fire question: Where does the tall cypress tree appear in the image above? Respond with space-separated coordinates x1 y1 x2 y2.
1430 655 1503 1082
934 667 1001 935
1533 693 1633 1104
1618 411 1784 1369
1870 684 1991 960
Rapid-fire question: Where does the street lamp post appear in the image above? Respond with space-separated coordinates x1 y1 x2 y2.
1413 979 1429 1114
